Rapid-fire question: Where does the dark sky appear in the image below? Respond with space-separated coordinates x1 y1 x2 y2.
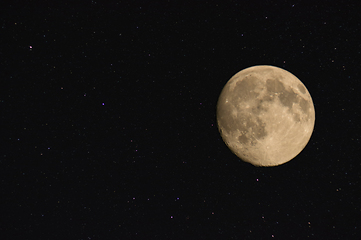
2 1 360 239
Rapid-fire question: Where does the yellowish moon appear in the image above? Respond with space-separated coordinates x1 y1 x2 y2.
217 65 315 167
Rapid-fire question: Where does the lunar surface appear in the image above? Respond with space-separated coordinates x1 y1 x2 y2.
217 65 315 167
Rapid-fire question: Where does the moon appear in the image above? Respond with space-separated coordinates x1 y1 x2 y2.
216 65 315 167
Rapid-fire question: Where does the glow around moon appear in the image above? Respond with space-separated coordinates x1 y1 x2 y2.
217 65 315 167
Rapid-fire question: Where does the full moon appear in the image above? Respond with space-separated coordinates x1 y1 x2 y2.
217 65 315 167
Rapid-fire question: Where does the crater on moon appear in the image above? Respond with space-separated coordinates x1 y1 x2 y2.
217 65 315 167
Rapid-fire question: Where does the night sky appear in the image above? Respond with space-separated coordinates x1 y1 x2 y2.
2 1 360 239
